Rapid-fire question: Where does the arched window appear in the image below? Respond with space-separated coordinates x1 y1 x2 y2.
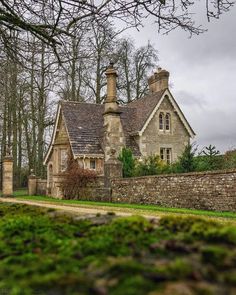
165 113 170 131
159 113 164 130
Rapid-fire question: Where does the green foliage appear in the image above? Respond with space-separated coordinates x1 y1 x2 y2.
194 145 222 171
174 143 197 173
118 144 236 178
202 144 220 157
1 204 236 294
118 148 135 177
15 193 236 220
223 149 236 169
201 245 228 266
134 154 169 176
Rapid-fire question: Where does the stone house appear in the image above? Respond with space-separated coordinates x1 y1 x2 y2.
44 64 195 197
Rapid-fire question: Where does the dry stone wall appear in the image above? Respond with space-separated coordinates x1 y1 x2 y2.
111 170 236 212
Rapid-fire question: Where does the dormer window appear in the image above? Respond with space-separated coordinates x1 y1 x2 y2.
159 113 164 130
165 113 170 131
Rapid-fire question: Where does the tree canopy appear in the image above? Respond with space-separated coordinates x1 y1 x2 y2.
0 0 234 55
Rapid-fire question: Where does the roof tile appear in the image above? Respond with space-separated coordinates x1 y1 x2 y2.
61 90 165 157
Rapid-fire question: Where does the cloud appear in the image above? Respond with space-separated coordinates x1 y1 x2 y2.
174 90 208 108
157 4 236 65
124 4 236 153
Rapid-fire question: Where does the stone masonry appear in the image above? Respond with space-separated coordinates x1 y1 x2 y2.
103 62 123 186
2 153 13 197
103 62 125 161
139 96 190 161
111 169 236 212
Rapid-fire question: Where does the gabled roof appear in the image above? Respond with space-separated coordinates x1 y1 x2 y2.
44 89 195 164
61 101 141 158
138 89 195 138
126 89 166 133
62 102 104 156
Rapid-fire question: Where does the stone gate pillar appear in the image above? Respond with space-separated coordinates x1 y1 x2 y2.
28 170 37 196
2 152 13 197
104 151 123 188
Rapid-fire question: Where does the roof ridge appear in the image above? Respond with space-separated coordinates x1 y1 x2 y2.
127 89 167 105
60 100 103 106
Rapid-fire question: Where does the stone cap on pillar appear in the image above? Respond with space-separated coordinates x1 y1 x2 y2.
28 169 36 179
3 146 13 161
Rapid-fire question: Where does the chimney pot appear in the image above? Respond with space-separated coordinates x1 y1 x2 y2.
148 67 169 93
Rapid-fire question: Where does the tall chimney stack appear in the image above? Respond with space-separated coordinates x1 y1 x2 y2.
103 62 125 162
148 67 170 93
104 61 118 113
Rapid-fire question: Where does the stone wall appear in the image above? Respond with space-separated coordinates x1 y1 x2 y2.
36 179 47 196
111 169 236 212
68 187 111 202
62 176 111 202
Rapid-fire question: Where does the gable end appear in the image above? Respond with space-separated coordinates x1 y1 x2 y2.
139 89 195 138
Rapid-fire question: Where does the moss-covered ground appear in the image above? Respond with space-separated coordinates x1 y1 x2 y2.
1 202 236 294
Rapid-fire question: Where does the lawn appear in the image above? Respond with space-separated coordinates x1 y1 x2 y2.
14 192 236 221
1 202 236 294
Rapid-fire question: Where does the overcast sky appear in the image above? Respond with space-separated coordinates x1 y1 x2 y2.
130 2 236 153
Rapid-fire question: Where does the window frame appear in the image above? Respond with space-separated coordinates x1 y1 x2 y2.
90 159 96 170
165 113 171 131
160 148 165 161
160 147 172 164
60 149 68 172
159 112 164 130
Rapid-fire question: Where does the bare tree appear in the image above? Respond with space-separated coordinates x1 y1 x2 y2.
117 38 158 102
0 0 234 57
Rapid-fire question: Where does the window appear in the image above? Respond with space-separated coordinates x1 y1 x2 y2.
60 149 68 172
90 159 96 170
159 113 164 130
160 148 165 161
160 148 172 164
159 112 171 132
166 148 171 164
165 113 170 131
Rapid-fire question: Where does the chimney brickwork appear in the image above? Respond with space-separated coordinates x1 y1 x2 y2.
148 68 170 93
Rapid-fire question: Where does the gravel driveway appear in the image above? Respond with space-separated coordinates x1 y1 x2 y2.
0 197 160 219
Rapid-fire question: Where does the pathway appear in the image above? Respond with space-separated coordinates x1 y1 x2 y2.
0 197 160 219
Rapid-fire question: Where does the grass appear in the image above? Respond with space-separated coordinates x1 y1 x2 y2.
13 192 236 221
1 202 236 294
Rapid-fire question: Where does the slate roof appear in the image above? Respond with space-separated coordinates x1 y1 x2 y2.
60 90 165 158
126 89 165 132
61 102 104 156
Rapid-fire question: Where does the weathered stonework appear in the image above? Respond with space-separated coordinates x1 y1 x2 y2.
103 113 125 161
28 174 37 195
139 96 190 161
2 156 13 197
28 175 47 196
103 63 125 161
104 158 123 187
148 68 169 93
36 179 47 195
111 169 236 212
